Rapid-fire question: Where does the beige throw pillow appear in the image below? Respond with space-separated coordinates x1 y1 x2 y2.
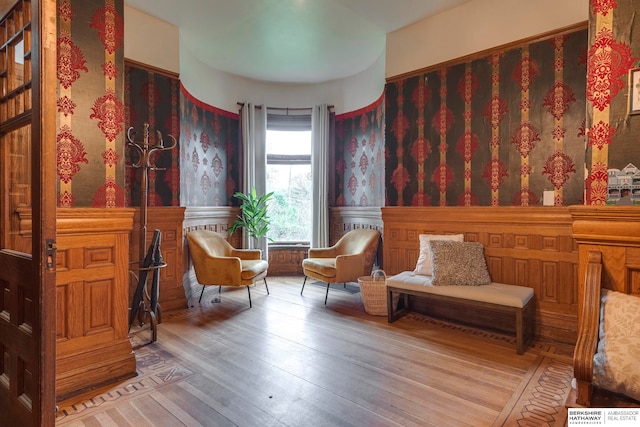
592 289 640 402
429 240 492 286
414 234 464 276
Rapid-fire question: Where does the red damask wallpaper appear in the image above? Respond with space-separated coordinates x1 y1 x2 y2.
56 0 126 208
586 0 640 205
125 64 180 207
180 85 241 206
385 28 588 207
333 94 385 207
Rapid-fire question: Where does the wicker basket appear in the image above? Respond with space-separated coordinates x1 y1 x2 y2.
358 270 387 316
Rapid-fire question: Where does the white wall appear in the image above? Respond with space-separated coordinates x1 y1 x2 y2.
124 6 180 74
179 42 384 115
386 0 588 79
124 7 383 114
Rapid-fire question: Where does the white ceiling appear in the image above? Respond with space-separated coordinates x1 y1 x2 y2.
125 0 470 83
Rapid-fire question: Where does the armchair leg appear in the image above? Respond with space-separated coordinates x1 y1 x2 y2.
301 276 307 295
198 285 206 303
325 282 330 305
247 286 252 308
264 278 269 295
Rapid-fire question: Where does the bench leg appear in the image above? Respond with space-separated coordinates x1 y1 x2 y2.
515 301 534 355
516 308 524 354
387 288 409 323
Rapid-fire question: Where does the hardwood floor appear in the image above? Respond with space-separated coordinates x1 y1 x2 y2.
56 276 574 426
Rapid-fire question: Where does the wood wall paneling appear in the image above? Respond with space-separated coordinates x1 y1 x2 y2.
268 246 307 275
54 208 137 400
131 207 187 312
381 206 578 344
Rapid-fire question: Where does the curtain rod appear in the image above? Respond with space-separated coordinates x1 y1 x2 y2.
237 102 334 112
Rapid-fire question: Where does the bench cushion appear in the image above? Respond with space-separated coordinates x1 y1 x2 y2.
386 271 534 308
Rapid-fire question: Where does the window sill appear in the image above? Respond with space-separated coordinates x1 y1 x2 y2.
269 243 310 249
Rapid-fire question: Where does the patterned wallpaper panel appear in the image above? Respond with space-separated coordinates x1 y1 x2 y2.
385 28 588 207
333 94 385 207
180 85 241 206
56 0 126 208
586 0 640 205
125 64 180 207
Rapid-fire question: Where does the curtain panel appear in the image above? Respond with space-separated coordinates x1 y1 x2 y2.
312 104 330 248
240 103 268 258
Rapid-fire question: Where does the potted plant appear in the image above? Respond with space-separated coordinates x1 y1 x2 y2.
228 187 275 242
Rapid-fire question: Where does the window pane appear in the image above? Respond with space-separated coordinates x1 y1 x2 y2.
266 130 311 155
1 125 31 254
266 164 312 243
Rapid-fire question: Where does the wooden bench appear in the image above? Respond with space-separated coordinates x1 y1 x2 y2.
386 271 535 354
381 207 578 345
567 207 640 408
567 251 640 408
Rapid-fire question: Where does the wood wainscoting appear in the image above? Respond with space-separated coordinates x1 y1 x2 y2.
131 207 186 312
268 245 307 275
182 207 240 302
55 208 137 400
381 206 578 344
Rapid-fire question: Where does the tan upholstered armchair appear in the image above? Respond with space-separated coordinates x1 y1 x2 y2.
301 228 381 304
186 230 269 307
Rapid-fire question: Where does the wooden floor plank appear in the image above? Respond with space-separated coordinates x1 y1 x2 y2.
56 276 573 427
176 380 286 427
127 395 184 427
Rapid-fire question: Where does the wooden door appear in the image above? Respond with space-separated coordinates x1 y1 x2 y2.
0 0 57 425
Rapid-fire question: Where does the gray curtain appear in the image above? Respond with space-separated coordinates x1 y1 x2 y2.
241 103 268 259
311 104 330 248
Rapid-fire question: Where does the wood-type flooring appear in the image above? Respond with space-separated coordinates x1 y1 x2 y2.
56 276 574 427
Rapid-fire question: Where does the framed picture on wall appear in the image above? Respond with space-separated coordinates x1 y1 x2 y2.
629 68 640 115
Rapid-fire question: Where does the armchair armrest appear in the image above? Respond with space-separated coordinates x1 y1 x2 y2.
309 247 338 258
334 253 366 283
194 255 242 285
231 248 262 260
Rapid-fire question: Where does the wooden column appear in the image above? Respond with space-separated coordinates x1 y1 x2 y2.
569 206 640 321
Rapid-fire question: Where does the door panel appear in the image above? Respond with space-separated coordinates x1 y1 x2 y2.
0 1 57 425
